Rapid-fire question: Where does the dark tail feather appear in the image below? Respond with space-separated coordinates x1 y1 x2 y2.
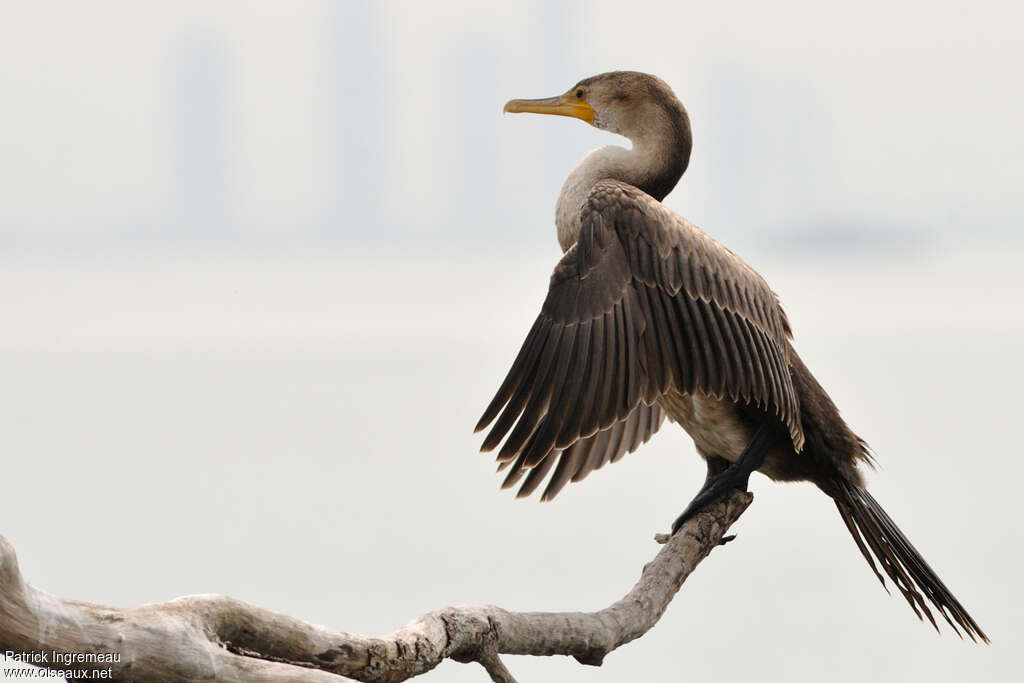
833 479 988 644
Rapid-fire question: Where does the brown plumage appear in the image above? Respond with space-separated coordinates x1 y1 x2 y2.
478 71 986 643
498 399 665 501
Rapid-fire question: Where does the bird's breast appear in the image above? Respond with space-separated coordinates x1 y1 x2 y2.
555 170 590 251
554 145 638 252
658 391 754 463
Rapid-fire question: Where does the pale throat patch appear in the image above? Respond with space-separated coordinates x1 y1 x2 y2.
554 145 654 252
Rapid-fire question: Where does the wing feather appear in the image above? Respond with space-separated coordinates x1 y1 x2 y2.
557 319 599 448
711 304 745 402
475 316 545 432
526 321 592 464
581 311 615 438
569 312 606 440
502 324 576 462
658 287 692 393
607 304 628 429
478 179 803 498
481 320 557 453
684 293 722 396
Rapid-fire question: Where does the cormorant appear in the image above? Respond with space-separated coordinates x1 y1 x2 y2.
476 71 986 642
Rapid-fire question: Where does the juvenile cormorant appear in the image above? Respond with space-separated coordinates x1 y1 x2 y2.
476 71 986 642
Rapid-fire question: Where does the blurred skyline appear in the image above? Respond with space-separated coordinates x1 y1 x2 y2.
1 1 1021 257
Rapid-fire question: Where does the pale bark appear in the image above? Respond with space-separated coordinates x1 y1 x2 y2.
0 491 751 682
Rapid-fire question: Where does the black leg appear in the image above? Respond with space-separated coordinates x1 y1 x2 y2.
703 455 730 483
671 422 780 535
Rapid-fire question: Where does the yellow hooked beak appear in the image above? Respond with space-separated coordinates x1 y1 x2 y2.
503 92 596 124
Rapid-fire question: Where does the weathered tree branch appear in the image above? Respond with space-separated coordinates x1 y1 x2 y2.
0 491 751 682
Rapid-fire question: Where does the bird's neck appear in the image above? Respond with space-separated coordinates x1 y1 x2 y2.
555 122 691 252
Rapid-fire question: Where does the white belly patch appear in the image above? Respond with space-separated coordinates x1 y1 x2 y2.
658 391 753 462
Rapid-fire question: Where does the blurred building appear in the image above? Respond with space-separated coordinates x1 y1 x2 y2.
169 30 234 242
448 42 501 243
324 0 388 239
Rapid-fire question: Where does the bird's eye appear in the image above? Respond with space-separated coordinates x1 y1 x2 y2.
575 88 584 99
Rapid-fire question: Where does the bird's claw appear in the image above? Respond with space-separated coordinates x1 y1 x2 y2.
670 467 753 534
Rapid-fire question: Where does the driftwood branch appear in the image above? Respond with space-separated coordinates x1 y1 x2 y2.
0 491 751 682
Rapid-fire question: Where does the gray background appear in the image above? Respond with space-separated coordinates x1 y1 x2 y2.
1 1 1021 681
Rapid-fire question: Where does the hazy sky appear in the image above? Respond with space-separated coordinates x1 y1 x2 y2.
0 1 1021 249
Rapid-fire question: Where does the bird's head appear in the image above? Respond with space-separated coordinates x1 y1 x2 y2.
503 71 689 146
505 71 692 203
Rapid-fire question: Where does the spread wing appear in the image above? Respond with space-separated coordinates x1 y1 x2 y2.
498 401 666 501
476 180 802 497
